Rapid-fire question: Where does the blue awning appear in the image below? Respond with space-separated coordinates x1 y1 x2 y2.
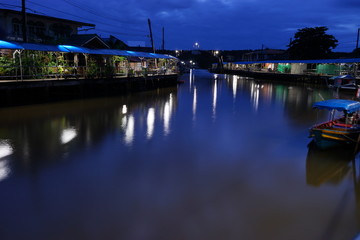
232 58 360 65
313 99 360 113
0 40 23 49
20 43 68 52
0 41 177 59
58 45 91 54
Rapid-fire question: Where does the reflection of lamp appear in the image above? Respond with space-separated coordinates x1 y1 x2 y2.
0 160 10 182
0 142 13 159
122 105 127 114
147 108 155 139
124 115 135 145
0 141 12 181
163 94 173 135
61 128 77 144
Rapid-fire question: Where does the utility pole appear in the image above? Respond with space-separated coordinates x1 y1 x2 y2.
147 19 155 53
162 27 165 50
356 28 360 49
22 0 27 42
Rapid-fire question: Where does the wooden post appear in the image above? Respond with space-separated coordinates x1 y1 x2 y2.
21 0 27 42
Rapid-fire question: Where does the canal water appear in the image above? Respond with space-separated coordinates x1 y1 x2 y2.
0 69 359 240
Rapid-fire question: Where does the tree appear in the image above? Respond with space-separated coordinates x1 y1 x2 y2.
287 26 338 60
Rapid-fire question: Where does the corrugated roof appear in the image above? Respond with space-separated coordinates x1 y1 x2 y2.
21 43 66 52
232 58 360 64
0 40 177 59
0 40 23 49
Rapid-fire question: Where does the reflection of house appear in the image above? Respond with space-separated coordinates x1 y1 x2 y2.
242 49 285 61
0 8 95 43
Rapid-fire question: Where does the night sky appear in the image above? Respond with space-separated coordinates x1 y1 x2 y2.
1 0 360 51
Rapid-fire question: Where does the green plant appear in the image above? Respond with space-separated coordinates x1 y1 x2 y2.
0 56 15 76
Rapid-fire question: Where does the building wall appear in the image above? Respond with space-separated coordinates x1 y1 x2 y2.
0 10 83 43
291 63 307 74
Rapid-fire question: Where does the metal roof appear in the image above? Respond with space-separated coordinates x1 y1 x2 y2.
0 40 23 49
21 43 66 52
232 58 360 64
0 40 177 59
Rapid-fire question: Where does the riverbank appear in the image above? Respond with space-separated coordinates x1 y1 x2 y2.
210 68 331 85
0 74 179 107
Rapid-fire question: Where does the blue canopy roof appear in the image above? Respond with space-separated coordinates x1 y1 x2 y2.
0 40 177 59
58 45 91 54
312 99 360 113
0 40 23 49
232 58 360 65
20 43 67 52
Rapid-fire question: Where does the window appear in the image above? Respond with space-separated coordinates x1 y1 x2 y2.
12 18 21 36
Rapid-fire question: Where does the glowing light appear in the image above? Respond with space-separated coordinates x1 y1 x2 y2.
193 87 197 120
232 75 237 99
164 102 170 135
0 160 10 182
213 79 217 118
61 128 77 144
251 83 260 112
163 94 173 136
147 108 155 139
122 105 127 114
0 142 13 159
124 115 135 145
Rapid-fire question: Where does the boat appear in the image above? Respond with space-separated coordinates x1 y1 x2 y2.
309 99 360 149
328 75 359 94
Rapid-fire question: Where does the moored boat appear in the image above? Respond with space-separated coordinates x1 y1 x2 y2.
309 99 360 149
328 75 360 95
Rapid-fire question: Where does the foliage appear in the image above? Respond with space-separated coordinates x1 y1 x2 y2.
287 26 338 60
86 58 98 79
0 56 15 75
104 63 115 78
113 56 126 63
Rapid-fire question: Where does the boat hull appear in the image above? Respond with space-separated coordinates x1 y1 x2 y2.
310 128 360 150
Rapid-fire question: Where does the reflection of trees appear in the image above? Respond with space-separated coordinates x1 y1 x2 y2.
0 87 177 171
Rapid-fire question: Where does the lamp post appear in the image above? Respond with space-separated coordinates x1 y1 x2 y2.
193 42 200 49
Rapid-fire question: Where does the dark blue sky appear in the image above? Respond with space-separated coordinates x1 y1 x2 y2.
2 0 360 51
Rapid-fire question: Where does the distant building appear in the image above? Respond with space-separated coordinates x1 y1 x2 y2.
103 35 128 50
68 34 109 49
0 8 95 43
242 49 286 61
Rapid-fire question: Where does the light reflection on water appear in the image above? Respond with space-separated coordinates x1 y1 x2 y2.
0 69 360 239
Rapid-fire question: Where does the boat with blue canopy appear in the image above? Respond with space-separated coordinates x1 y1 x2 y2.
309 99 360 149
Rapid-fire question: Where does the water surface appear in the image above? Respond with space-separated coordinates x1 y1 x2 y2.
0 69 359 240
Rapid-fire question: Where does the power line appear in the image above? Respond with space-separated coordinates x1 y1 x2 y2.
26 0 147 35
0 3 22 10
94 28 147 37
59 0 143 27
